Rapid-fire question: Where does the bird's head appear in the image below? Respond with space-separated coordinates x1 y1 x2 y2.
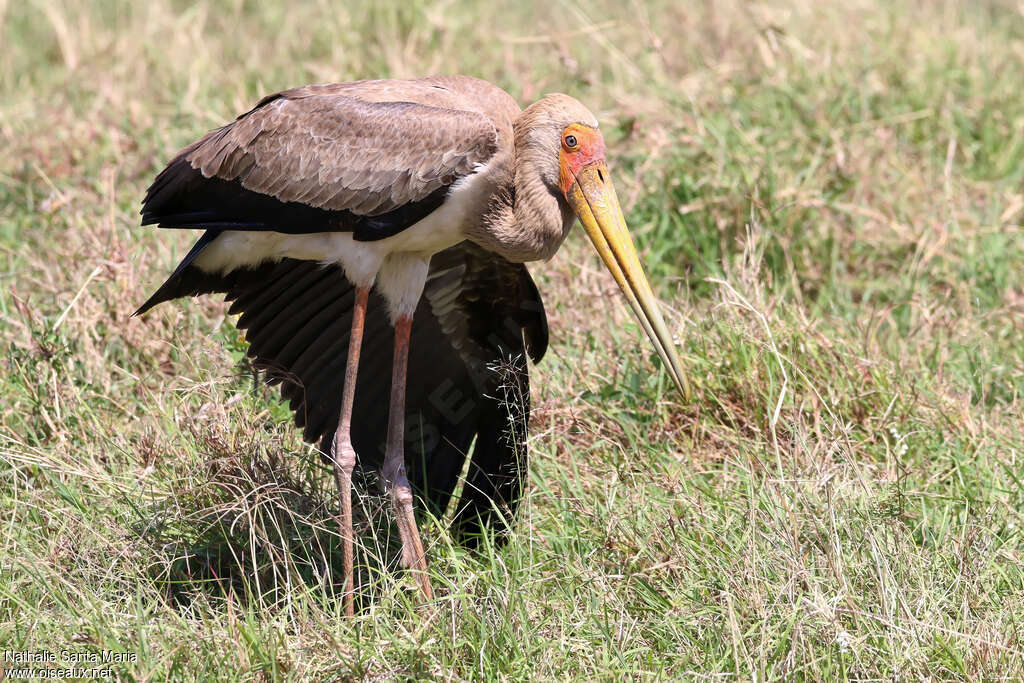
521 94 690 399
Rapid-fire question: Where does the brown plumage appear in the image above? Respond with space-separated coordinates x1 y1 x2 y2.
184 81 506 215
136 75 687 614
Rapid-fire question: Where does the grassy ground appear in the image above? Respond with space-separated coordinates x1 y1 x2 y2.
2 0 1023 679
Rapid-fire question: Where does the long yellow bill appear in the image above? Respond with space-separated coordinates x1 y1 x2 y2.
565 162 690 400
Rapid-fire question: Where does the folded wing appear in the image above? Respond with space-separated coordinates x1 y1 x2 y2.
141 81 501 241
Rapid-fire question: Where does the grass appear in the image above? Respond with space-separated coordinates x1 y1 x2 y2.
1 0 1023 679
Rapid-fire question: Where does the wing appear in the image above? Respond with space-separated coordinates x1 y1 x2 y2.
141 82 502 241
135 239 548 546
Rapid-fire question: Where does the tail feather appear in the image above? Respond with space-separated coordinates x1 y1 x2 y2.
134 230 274 317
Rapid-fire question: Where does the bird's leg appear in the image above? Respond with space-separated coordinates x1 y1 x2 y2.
380 314 434 602
330 286 369 618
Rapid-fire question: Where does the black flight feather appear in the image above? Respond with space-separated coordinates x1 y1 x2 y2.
136 237 547 545
141 155 452 241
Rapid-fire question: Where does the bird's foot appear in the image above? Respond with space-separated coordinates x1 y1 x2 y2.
389 473 434 602
331 438 358 618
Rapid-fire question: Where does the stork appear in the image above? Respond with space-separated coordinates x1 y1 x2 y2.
135 75 688 615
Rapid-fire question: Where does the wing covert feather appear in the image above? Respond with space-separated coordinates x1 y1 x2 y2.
186 93 499 217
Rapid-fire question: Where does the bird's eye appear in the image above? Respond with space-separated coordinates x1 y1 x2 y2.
564 135 578 149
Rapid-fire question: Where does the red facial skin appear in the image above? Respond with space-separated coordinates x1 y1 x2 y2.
559 124 606 197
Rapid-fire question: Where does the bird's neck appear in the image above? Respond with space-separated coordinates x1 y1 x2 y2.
470 131 576 263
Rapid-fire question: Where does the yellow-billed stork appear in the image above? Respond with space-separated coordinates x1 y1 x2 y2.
135 75 688 614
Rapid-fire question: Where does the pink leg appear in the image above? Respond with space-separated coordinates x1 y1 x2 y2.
380 315 434 601
330 287 369 618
